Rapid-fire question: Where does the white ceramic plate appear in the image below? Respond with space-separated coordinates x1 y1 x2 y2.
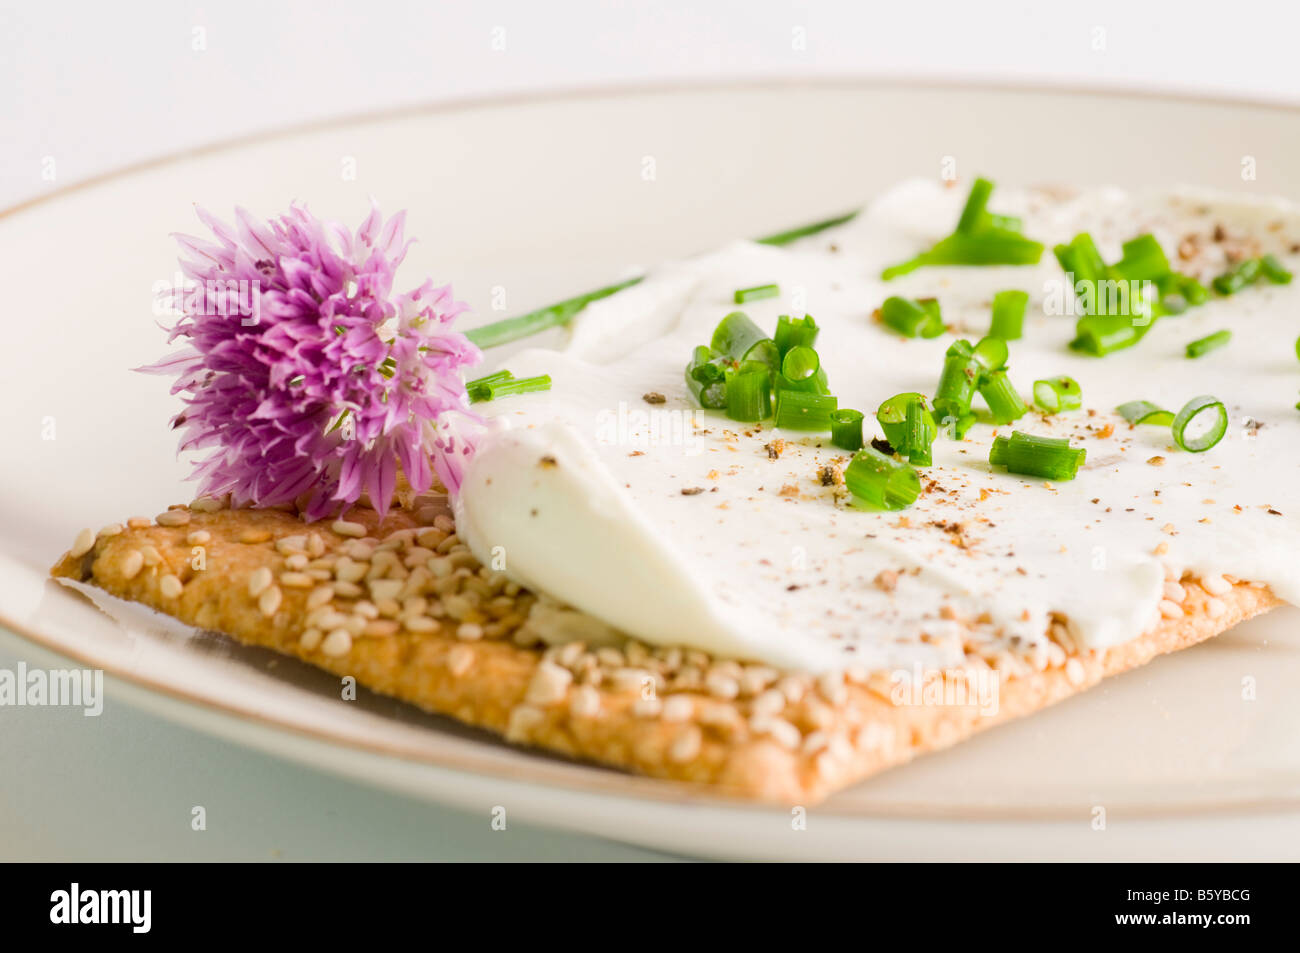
4 81 1300 860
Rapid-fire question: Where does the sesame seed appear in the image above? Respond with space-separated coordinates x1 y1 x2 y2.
367 579 403 603
186 530 211 545
446 644 475 677
362 619 400 637
279 571 314 588
239 530 272 544
331 519 367 538
668 725 703 763
352 600 379 619
455 622 483 641
1162 581 1186 603
506 705 544 741
258 585 283 617
705 671 740 700
155 510 191 527
275 535 307 555
1206 597 1227 619
159 574 183 599
139 544 162 566
750 715 801 749
403 616 438 633
661 695 694 722
526 662 572 706
120 550 144 580
284 553 309 571
1158 599 1184 619
1200 574 1231 596
306 586 334 610
1065 658 1085 686
97 523 124 538
633 697 663 718
69 528 95 558
246 564 273 595
320 628 352 656
299 628 323 650
332 580 363 598
569 684 600 717
752 688 787 717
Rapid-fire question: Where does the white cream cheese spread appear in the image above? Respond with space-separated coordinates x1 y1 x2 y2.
456 180 1300 674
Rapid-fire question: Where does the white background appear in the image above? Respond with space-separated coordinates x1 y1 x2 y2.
6 0 1300 210
3 0 1297 861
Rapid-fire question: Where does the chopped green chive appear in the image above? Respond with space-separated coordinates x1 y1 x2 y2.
877 392 936 457
1032 376 1082 414
989 431 1086 481
711 311 770 364
1185 329 1232 359
933 339 981 429
1109 234 1172 283
756 211 858 247
775 390 837 431
775 344 831 396
971 335 1008 373
1259 253 1293 285
830 409 865 451
466 277 641 349
1171 395 1228 452
952 413 977 440
978 369 1028 424
685 345 728 410
734 283 780 304
468 211 856 349
1069 315 1150 357
1212 254 1292 296
990 289 1028 340
903 398 935 465
844 447 921 510
482 374 551 400
880 296 945 338
781 345 820 381
466 369 514 402
1213 258 1260 295
724 361 773 422
956 177 994 234
1116 400 1174 426
774 314 819 358
1056 232 1207 357
882 178 1044 280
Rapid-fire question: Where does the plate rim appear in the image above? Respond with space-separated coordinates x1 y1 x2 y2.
4 73 1297 222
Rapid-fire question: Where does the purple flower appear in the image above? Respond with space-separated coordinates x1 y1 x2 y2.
141 202 481 519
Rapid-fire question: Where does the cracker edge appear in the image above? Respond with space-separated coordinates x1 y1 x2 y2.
51 509 1280 804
